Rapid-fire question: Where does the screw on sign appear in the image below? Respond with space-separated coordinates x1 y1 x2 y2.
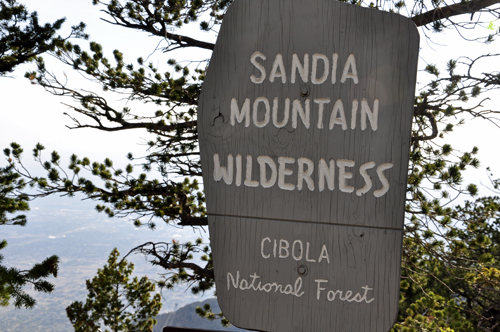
198 0 419 331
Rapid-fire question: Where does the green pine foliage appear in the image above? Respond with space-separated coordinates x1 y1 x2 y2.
66 248 162 332
0 163 28 227
394 198 500 330
1 0 500 330
0 164 60 309
0 0 86 307
0 0 87 75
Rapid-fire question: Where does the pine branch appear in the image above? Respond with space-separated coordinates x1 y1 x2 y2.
412 106 439 143
412 0 500 27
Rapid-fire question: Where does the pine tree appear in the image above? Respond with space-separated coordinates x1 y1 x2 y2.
0 0 86 308
0 163 59 308
0 0 86 75
66 248 162 332
2 0 500 330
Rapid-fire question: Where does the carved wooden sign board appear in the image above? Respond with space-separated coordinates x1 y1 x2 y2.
198 0 419 331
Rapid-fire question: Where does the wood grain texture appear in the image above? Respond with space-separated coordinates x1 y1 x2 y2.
210 217 403 332
198 0 419 331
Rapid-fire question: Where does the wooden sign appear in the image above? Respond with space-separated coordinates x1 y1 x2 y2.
198 0 419 331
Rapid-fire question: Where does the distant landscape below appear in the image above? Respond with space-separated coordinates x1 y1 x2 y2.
0 195 213 331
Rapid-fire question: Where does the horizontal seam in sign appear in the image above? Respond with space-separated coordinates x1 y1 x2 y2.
208 213 404 232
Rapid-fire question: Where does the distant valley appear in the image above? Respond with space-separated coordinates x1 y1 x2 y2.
0 195 211 331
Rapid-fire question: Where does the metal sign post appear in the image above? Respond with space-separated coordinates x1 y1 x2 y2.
198 0 419 331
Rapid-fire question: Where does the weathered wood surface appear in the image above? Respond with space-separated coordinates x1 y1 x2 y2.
198 0 419 331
